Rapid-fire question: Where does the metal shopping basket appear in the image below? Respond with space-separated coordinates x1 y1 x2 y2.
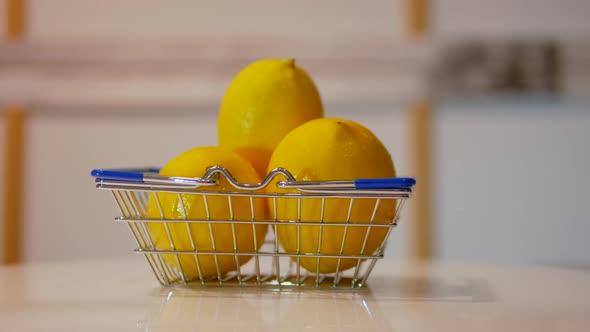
91 166 415 289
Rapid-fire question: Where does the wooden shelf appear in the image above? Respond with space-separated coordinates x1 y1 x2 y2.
0 41 433 111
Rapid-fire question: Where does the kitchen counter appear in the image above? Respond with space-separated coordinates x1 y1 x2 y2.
0 258 588 331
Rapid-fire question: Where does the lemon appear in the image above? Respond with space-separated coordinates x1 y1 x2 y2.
218 58 323 178
145 146 268 281
267 118 396 273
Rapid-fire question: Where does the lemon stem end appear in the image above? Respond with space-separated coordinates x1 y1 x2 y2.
283 58 296 67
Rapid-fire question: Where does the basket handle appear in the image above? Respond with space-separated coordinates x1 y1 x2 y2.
91 168 215 187
92 168 416 191
91 169 148 182
354 178 416 190
278 177 416 191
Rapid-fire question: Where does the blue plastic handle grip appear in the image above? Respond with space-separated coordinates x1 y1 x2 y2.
91 169 145 183
354 178 416 190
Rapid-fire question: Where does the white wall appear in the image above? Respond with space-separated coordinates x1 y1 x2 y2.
434 0 590 39
24 111 219 261
21 0 590 42
436 102 590 266
27 0 404 43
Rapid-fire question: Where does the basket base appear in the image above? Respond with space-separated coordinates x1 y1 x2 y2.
160 273 368 290
141 251 378 290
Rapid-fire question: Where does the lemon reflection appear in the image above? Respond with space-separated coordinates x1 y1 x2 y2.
144 288 390 332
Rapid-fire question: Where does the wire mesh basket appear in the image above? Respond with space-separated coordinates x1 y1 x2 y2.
91 166 415 289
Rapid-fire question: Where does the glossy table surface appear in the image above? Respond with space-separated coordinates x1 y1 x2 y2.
0 257 588 331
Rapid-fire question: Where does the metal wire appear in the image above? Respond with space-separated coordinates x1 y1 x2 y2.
96 167 411 289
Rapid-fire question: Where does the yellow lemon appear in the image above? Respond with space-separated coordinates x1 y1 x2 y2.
218 58 323 178
267 118 396 273
145 146 268 281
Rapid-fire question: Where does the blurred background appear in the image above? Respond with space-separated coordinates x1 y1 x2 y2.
1 0 589 267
